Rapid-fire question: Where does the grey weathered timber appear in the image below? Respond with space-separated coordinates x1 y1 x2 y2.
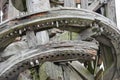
24 1 50 78
17 70 32 80
0 0 119 80
70 61 94 80
36 31 49 45
2 40 28 58
87 0 103 11
105 0 116 23
64 0 76 7
0 8 118 51
39 62 64 80
62 62 84 80
81 0 88 9
38 61 91 80
0 40 98 80
0 11 1 23
26 0 50 13
26 30 37 48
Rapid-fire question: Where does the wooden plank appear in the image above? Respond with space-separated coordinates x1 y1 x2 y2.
87 0 102 11
36 31 49 45
0 40 98 79
70 61 94 80
0 11 1 23
39 62 64 80
105 0 116 23
26 30 37 48
81 0 88 9
26 0 50 13
18 70 32 80
62 63 83 80
64 0 76 7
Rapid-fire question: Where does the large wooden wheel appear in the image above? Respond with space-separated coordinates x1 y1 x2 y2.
0 8 119 80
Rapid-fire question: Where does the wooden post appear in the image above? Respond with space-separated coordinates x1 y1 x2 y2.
26 30 37 48
64 0 76 7
26 0 50 13
0 11 1 23
105 0 116 23
81 0 88 9
36 31 49 45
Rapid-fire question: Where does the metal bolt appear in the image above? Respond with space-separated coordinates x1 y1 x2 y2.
30 62 34 67
35 60 39 65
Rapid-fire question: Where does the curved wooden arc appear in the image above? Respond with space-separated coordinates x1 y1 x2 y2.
0 8 120 80
0 40 98 80
0 8 119 51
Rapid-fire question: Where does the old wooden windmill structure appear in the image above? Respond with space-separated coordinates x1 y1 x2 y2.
0 0 120 80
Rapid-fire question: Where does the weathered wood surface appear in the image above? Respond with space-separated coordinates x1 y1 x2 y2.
39 62 64 80
26 30 37 48
64 0 76 7
0 8 118 52
70 61 94 80
30 61 94 80
22 1 50 80
26 0 50 13
18 70 32 80
62 62 84 80
87 0 103 11
0 0 119 79
36 31 49 45
2 40 28 58
105 0 116 23
81 0 88 9
0 11 1 23
0 40 98 80
25 0 50 47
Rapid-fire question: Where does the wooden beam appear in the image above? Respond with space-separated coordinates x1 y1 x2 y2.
70 61 94 80
26 30 37 48
105 0 116 23
26 0 50 13
87 0 103 11
81 0 88 9
64 0 76 7
36 31 49 45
